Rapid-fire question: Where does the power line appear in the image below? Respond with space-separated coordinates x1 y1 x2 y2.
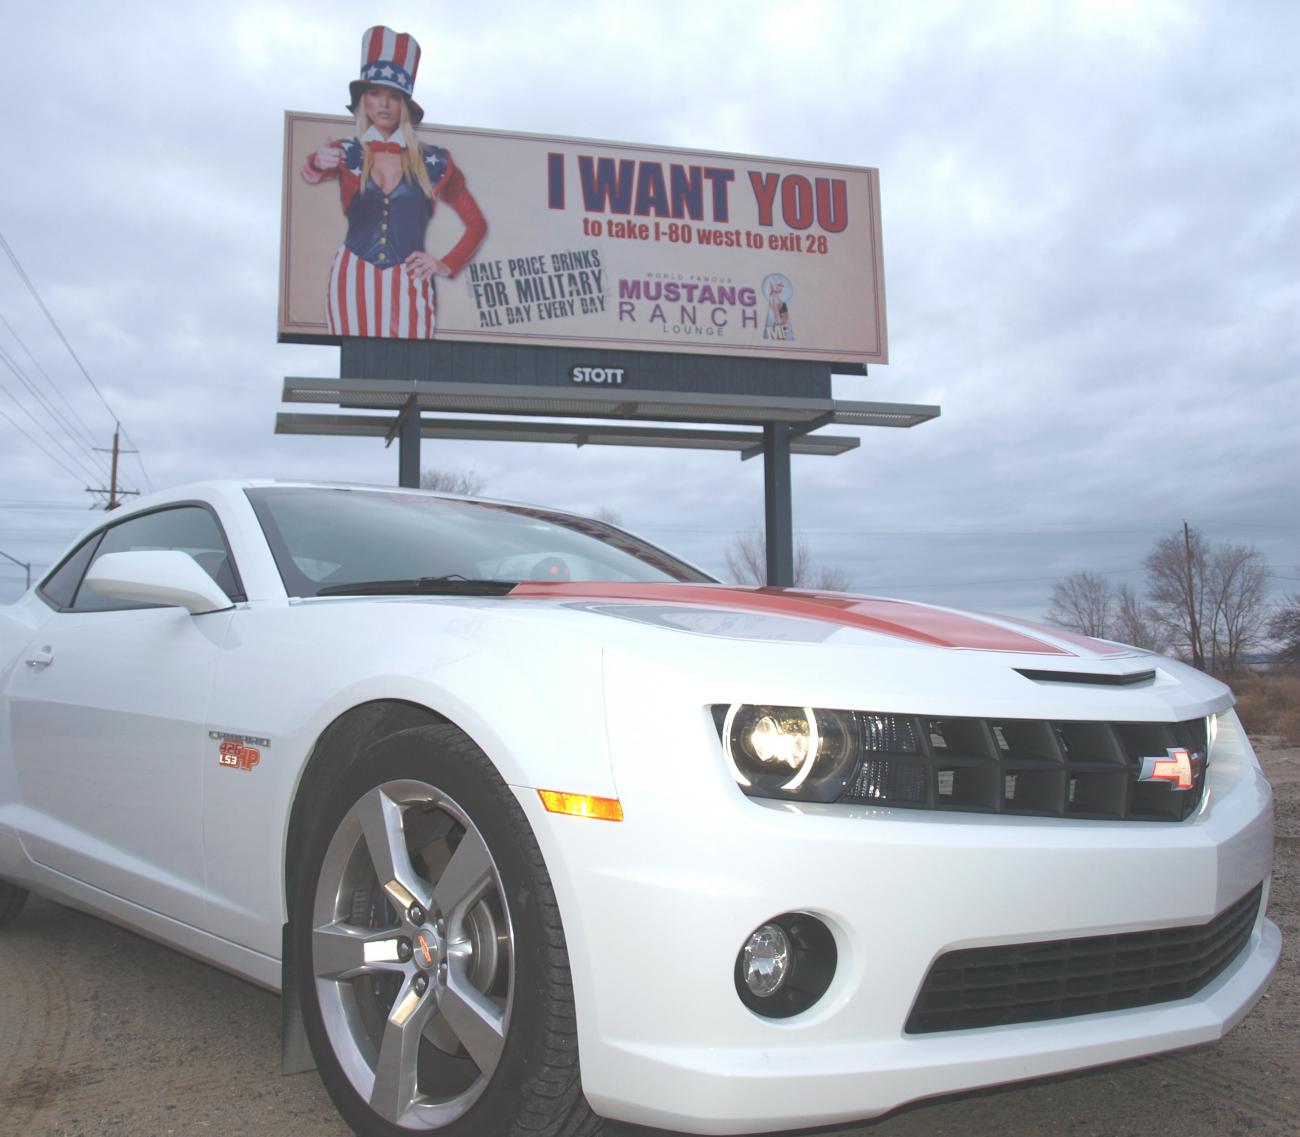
0 228 121 428
0 340 108 472
0 228 147 504
864 568 1142 591
0 308 102 451
0 499 96 510
0 400 89 486
838 566 1300 593
0 227 146 501
0 354 109 485
646 522 1300 537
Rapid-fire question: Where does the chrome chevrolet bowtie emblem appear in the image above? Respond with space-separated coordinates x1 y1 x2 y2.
1136 747 1202 791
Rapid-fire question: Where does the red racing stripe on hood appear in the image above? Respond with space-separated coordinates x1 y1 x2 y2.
982 611 1130 657
507 582 1081 655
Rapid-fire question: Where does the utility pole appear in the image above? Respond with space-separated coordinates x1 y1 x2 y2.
0 548 31 591
87 423 139 511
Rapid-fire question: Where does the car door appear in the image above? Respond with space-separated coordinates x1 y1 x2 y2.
3 503 241 928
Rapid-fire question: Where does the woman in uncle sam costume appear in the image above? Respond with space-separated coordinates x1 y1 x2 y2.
302 26 487 337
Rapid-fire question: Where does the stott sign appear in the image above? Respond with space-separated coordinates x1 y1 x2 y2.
570 366 626 386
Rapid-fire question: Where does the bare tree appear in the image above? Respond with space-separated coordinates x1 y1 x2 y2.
1205 542 1269 675
807 563 852 592
1047 572 1114 638
1145 524 1210 669
724 530 851 590
1267 595 1300 666
1144 524 1268 674
724 530 779 585
1110 583 1169 653
593 507 623 526
419 467 485 496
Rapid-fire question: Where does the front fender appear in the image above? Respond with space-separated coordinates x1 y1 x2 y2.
200 598 615 960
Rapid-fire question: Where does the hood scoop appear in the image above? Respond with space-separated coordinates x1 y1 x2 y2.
1015 667 1156 687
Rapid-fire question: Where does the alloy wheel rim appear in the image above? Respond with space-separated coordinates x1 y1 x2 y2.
312 779 514 1129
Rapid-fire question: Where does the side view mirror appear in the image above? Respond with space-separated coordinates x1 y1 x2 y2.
83 550 234 615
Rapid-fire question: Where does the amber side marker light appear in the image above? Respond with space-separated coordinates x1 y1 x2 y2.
538 789 624 822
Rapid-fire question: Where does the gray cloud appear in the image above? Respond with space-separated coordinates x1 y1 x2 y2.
2 1 1296 624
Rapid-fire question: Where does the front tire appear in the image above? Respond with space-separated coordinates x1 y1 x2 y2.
291 723 599 1137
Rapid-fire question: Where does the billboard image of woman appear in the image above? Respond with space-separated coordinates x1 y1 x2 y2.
300 26 487 337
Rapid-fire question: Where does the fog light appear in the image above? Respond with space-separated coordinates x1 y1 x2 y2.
741 923 791 997
734 913 837 1019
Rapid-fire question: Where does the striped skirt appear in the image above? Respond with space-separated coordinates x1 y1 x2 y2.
325 246 436 338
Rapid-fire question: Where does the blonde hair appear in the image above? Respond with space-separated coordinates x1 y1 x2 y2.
354 96 434 197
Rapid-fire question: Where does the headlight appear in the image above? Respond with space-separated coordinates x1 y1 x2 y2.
719 704 859 802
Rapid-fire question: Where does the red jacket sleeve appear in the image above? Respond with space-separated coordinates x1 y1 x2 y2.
435 164 488 278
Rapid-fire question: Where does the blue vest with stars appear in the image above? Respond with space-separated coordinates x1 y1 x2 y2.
339 141 450 267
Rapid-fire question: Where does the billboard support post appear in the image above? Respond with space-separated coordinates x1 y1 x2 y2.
398 403 421 489
763 422 794 587
385 396 423 488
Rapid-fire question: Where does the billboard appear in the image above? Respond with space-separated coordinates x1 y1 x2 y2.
279 113 888 365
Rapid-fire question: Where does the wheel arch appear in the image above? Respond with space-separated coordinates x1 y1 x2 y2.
283 699 449 911
276 675 616 1082
279 699 452 1076
284 716 599 1132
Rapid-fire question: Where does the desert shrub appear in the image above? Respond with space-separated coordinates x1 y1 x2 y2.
1232 670 1300 745
1276 699 1300 747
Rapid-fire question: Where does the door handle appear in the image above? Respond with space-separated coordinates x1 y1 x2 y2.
25 646 53 670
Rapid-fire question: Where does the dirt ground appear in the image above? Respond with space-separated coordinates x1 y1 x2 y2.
1 742 1296 1137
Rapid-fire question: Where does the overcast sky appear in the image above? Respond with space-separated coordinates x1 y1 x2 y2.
1 0 1296 623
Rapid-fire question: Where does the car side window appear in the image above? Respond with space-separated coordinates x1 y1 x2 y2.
69 505 244 613
38 533 104 610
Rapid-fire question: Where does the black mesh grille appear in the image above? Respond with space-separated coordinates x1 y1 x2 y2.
841 714 1208 821
905 884 1262 1034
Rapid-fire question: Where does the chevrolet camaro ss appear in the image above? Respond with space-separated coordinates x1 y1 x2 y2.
0 481 1279 1137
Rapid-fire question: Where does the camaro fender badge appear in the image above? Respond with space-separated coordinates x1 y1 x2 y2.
210 730 269 772
1136 747 1202 791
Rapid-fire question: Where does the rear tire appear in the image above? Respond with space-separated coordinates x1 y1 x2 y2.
291 722 600 1137
0 880 29 925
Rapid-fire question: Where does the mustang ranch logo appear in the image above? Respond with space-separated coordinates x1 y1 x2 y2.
211 730 268 772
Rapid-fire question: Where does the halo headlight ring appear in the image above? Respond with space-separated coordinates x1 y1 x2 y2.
719 704 859 802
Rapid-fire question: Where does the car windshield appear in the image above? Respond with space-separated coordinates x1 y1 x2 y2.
246 487 713 598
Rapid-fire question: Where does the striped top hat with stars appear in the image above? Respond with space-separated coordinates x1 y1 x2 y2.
348 26 424 124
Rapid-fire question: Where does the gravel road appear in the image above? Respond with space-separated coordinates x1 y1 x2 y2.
1 742 1295 1137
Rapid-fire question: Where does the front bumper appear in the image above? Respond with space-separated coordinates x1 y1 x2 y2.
515 677 1277 1135
578 919 1278 1134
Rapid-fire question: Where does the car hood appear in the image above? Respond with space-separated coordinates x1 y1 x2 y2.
502 582 1131 659
302 581 1229 723
506 583 1229 721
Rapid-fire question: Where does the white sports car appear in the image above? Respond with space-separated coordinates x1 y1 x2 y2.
0 480 1279 1137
